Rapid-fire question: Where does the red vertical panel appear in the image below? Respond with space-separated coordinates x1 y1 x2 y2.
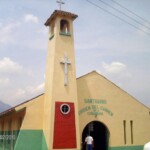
53 102 77 148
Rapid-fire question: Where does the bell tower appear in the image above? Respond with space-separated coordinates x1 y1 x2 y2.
43 10 80 150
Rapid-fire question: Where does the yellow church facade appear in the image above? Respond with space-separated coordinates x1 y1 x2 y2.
77 71 150 150
0 10 150 150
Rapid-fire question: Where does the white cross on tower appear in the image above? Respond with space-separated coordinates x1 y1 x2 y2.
56 0 65 10
60 54 71 86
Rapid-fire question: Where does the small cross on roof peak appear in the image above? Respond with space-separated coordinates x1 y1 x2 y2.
56 0 65 10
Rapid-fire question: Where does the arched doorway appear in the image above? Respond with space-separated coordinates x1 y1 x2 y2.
82 121 109 150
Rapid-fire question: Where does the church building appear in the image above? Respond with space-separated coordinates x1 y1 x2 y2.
0 9 150 150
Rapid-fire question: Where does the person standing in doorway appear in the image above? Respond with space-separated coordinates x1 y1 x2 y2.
85 134 94 150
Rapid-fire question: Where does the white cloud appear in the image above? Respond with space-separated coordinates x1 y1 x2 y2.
0 14 46 51
24 14 39 23
36 82 45 91
0 56 45 106
0 78 10 87
7 82 45 106
0 22 21 44
102 61 126 74
101 61 133 97
13 88 26 100
0 57 22 74
25 83 45 96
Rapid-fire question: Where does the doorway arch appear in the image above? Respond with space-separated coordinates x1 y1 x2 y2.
82 121 109 150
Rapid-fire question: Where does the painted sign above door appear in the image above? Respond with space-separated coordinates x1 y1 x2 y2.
79 98 113 117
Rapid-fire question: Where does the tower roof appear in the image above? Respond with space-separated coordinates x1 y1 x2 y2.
44 10 78 26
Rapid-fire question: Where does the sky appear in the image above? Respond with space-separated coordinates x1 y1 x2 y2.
0 0 150 108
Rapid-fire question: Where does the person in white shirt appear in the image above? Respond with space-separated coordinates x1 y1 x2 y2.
85 134 94 150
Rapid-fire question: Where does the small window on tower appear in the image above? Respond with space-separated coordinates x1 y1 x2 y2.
49 22 55 40
60 19 70 36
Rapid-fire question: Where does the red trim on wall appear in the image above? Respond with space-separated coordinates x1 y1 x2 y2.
53 102 77 149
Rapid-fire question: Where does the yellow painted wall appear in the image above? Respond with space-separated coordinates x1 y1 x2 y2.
0 94 44 131
77 71 150 147
19 94 44 130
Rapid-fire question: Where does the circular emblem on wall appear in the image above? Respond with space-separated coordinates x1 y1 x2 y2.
60 104 70 115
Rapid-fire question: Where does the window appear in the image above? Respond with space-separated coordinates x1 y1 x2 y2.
123 120 126 144
60 104 70 114
50 24 54 36
130 120 133 144
49 22 55 40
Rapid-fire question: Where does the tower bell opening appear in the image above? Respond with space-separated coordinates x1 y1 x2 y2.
60 19 70 34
